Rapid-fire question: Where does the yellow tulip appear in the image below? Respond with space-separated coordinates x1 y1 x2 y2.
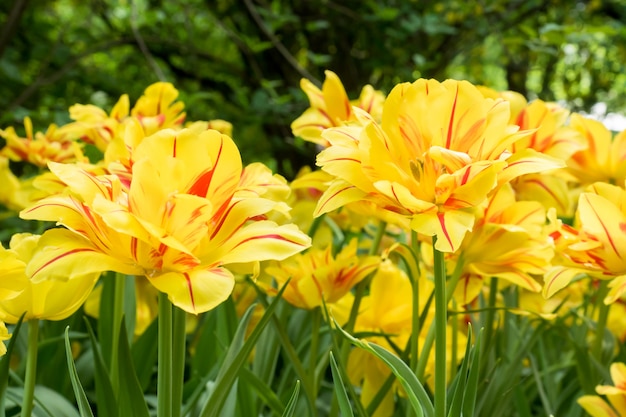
543 182 626 301
315 78 563 252
21 128 311 314
265 238 380 309
291 70 385 147
451 184 553 304
0 233 99 322
579 362 626 417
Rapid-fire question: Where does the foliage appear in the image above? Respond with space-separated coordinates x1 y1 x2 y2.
3 0 626 176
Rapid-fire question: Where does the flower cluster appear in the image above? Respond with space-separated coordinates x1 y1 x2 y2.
3 71 626 417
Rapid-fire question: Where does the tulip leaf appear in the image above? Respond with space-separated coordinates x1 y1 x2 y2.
335 320 434 417
281 381 301 417
65 326 95 417
462 327 483 417
0 314 24 417
239 367 285 416
447 325 473 417
116 320 150 417
329 352 354 417
84 319 117 417
199 282 289 417
130 317 158 391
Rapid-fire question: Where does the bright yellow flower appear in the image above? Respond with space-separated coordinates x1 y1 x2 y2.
291 70 385 147
0 156 23 211
0 117 85 167
130 82 186 135
65 93 129 151
315 79 562 252
20 128 311 314
265 239 380 309
543 182 626 301
0 233 99 322
579 362 626 417
451 184 553 304
568 114 626 187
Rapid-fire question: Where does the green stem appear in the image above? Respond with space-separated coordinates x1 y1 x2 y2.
416 254 464 381
309 308 321 401
593 280 611 360
308 213 326 238
110 273 126 396
483 278 499 351
21 319 39 417
157 292 173 417
416 322 435 381
343 221 387 336
409 230 421 373
171 306 186 417
433 237 447 417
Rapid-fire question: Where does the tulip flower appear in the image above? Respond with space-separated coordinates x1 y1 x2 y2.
21 128 311 314
451 184 553 304
315 78 563 252
291 70 385 147
0 117 85 167
579 362 626 417
543 182 626 302
0 233 98 322
265 238 380 309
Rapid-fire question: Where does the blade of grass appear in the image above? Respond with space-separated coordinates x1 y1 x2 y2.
84 319 117 417
199 280 290 417
0 314 24 417
64 327 95 417
116 320 150 417
281 381 301 417
329 352 354 417
446 325 472 417
335 321 433 417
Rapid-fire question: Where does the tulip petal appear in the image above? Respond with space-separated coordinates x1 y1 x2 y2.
149 267 234 314
26 228 142 281
315 180 368 217
219 221 311 264
411 210 475 253
543 266 587 298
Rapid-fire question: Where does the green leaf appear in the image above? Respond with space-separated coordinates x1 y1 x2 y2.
447 325 473 417
0 314 24 417
329 352 354 417
131 317 158 391
462 328 483 417
65 327 95 417
116 320 150 417
84 320 117 417
199 282 289 417
335 321 433 417
239 367 285 416
281 381 301 417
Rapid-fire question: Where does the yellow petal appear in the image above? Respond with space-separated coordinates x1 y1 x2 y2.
26 228 142 282
578 395 619 417
543 266 588 299
219 222 311 264
149 267 234 314
315 180 368 216
411 210 475 253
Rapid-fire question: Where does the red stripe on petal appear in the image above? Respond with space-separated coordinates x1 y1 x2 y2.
188 136 224 197
32 248 97 277
438 212 454 250
234 234 307 249
584 195 622 260
446 85 459 149
184 272 195 311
